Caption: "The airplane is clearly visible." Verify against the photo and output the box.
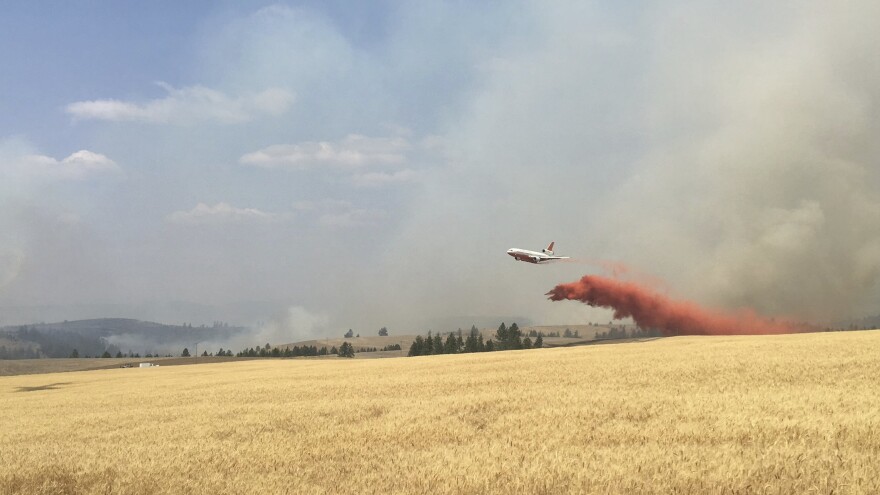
[507,242,570,264]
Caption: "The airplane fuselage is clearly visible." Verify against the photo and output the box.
[507,247,569,264]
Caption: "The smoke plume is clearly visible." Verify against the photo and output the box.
[547,275,803,335]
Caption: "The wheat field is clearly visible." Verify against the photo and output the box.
[2,331,879,494]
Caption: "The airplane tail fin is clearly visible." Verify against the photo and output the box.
[542,242,555,255]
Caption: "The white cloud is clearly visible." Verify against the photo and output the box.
[240,134,409,169]
[166,200,384,228]
[351,169,418,188]
[166,202,280,225]
[66,82,295,125]
[4,149,119,181]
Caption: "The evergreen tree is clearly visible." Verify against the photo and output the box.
[218,348,225,357]
[344,329,354,338]
[338,342,355,358]
[495,322,508,348]
[509,323,523,349]
[522,337,533,349]
[202,350,209,357]
[534,334,543,348]
[115,351,123,358]
[424,332,433,355]
[330,346,338,355]
[409,336,426,356]
[465,326,480,353]
[378,327,388,336]
[101,351,112,358]
[485,339,494,352]
[70,349,79,358]
[182,347,190,357]
[432,333,444,355]
[444,333,458,354]
[456,329,464,351]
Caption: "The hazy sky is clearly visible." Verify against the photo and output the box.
[2,1,879,339]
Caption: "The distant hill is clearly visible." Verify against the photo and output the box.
[0,318,248,359]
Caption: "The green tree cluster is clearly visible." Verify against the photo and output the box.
[236,345,330,357]
[338,342,355,358]
[408,326,495,356]
[407,323,548,357]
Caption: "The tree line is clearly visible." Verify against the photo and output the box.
[408,323,544,357]
[231,342,361,358]
[527,328,581,338]
[595,326,663,339]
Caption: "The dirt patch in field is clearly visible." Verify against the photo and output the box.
[0,356,260,377]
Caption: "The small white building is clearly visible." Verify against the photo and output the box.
[139,362,154,368]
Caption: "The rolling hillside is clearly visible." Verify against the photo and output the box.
[0,318,248,358]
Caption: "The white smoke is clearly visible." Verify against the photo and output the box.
[200,306,330,353]
[0,248,23,290]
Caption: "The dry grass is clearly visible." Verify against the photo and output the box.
[1,331,879,494]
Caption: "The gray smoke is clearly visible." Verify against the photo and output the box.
[599,1,880,321]
[384,1,880,326]
[201,305,330,353]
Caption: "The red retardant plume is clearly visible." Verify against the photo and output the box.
[546,275,801,335]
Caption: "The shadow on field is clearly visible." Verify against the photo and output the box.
[544,337,665,348]
[14,382,73,392]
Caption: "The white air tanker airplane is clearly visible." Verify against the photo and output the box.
[507,242,570,264]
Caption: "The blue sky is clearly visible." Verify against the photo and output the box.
[2,1,879,340]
